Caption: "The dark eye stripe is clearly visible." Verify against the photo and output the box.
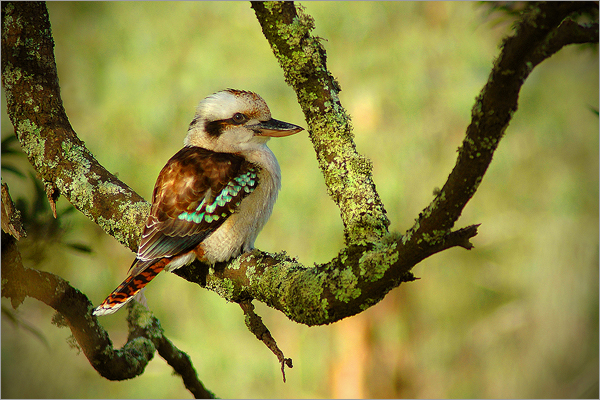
[205,119,226,137]
[204,114,249,137]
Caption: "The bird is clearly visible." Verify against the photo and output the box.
[93,89,303,316]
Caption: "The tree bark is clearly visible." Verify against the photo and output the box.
[2,0,598,393]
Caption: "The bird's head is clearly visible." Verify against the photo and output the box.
[184,89,303,154]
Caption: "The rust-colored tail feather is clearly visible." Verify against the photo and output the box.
[93,258,169,316]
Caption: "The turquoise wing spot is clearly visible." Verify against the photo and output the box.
[205,201,217,214]
[193,212,204,223]
[178,212,191,222]
[195,199,206,212]
[205,214,219,223]
[178,211,205,223]
[177,168,258,225]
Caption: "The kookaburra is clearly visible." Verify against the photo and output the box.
[93,89,303,316]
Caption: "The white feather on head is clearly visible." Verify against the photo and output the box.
[184,89,274,154]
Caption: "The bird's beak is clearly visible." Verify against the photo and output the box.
[250,118,304,137]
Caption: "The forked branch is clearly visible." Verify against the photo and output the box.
[1,0,597,392]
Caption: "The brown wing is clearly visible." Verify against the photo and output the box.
[136,146,258,262]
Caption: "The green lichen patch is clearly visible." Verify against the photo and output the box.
[97,181,127,197]
[272,4,314,48]
[16,120,47,168]
[122,336,155,362]
[56,166,98,212]
[330,266,361,303]
[61,140,92,171]
[420,229,450,246]
[2,64,23,91]
[128,301,157,331]
[358,233,400,282]
[96,213,137,250]
[121,200,150,229]
[206,276,236,302]
[274,264,329,325]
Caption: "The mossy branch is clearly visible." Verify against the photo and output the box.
[0,238,213,397]
[1,181,213,398]
[250,1,391,247]
[182,0,596,326]
[1,0,597,391]
[1,2,211,396]
[1,1,148,252]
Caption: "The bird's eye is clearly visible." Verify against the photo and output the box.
[232,113,246,124]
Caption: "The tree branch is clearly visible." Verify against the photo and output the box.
[178,1,600,326]
[1,247,213,396]
[404,1,598,247]
[2,180,213,397]
[127,301,216,398]
[2,233,145,381]
[1,4,214,395]
[250,1,390,247]
[1,1,148,253]
[239,300,293,382]
[2,0,597,391]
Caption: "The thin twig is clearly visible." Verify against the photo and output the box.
[239,300,293,382]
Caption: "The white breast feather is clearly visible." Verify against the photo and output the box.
[199,145,281,264]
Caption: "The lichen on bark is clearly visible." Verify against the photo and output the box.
[2,0,597,392]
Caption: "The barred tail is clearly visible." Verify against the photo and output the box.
[93,258,170,316]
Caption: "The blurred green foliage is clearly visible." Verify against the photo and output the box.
[2,2,598,398]
[1,132,92,266]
